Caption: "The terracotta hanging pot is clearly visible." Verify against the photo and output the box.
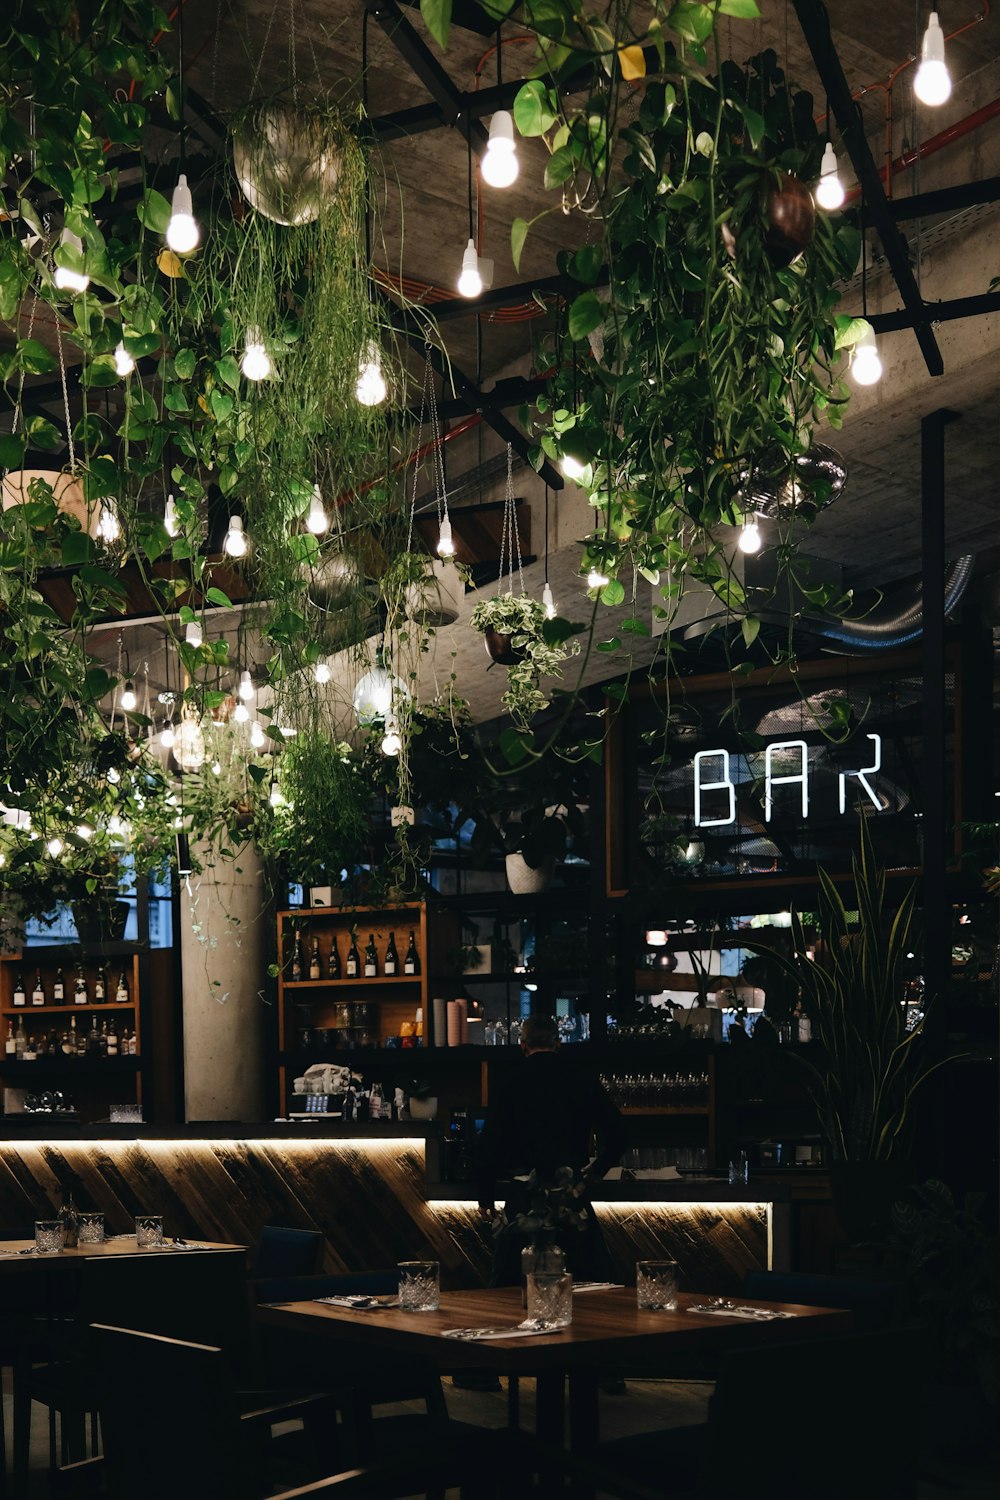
[764,173,815,267]
[484,627,525,667]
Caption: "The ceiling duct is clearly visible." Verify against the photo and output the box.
[810,554,975,654]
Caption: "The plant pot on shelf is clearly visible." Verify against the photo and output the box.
[71,898,130,946]
[484,628,525,667]
[505,852,555,895]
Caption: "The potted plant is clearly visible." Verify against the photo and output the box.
[469,594,580,730]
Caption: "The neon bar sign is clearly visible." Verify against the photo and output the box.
[693,734,884,827]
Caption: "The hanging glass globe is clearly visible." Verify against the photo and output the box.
[352,649,411,726]
[232,108,342,226]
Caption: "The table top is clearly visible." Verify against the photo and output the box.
[256,1286,853,1373]
[0,1236,246,1270]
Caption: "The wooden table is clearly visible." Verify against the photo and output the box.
[0,1235,245,1270]
[257,1286,853,1455]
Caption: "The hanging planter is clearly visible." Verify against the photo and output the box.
[232,107,342,226]
[404,558,463,628]
[1,469,100,537]
[483,625,524,667]
[505,851,555,895]
[763,173,816,268]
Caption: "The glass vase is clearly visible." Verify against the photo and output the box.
[520,1239,565,1308]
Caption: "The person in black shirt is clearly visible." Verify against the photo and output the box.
[476,1012,626,1287]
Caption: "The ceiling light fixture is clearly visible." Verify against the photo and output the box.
[174,707,206,772]
[851,324,883,386]
[114,340,135,376]
[481,111,519,188]
[436,514,455,559]
[560,452,588,482]
[163,493,180,538]
[457,237,483,298]
[97,506,120,543]
[53,227,89,293]
[240,326,272,381]
[355,341,387,406]
[160,722,176,749]
[223,514,248,558]
[381,718,402,757]
[120,679,137,712]
[814,142,845,211]
[353,646,410,726]
[314,656,332,685]
[237,670,254,701]
[587,567,610,589]
[166,173,200,254]
[542,581,556,620]
[914,11,951,106]
[250,720,267,750]
[269,779,283,808]
[46,836,64,857]
[233,700,250,724]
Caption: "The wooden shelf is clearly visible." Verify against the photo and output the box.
[621,1106,710,1116]
[284,977,422,989]
[3,1003,137,1015]
[0,1057,139,1072]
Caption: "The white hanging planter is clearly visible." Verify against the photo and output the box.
[505,852,555,895]
[1,469,100,537]
[404,558,462,627]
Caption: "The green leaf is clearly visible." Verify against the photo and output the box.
[499,726,533,766]
[670,2,717,44]
[216,355,241,391]
[741,614,761,648]
[18,338,56,375]
[544,145,576,190]
[513,79,558,137]
[568,244,603,284]
[834,315,871,350]
[597,636,622,652]
[205,586,233,608]
[600,579,626,606]
[137,188,171,234]
[174,348,196,379]
[718,0,760,16]
[0,432,26,467]
[568,290,604,341]
[60,530,95,567]
[210,389,235,423]
[420,0,452,49]
[511,217,530,273]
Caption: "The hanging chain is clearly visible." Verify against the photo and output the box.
[250,0,282,100]
[406,350,434,552]
[11,282,40,437]
[55,308,76,473]
[289,0,298,103]
[426,362,450,528]
[498,442,523,597]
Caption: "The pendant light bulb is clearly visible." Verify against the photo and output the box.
[53,228,90,293]
[381,721,402,758]
[237,669,254,702]
[97,506,120,543]
[223,515,248,558]
[814,142,845,211]
[355,342,387,406]
[250,720,267,750]
[120,680,137,713]
[240,325,272,381]
[160,723,175,749]
[851,325,883,386]
[738,518,763,554]
[163,493,180,539]
[457,238,483,299]
[76,823,93,841]
[587,567,610,589]
[481,111,519,189]
[166,174,200,254]
[306,484,328,535]
[233,700,250,724]
[914,12,951,106]
[560,453,587,482]
[175,708,206,772]
[542,581,556,620]
[114,341,135,376]
[436,514,455,558]
[269,779,283,808]
[184,619,203,649]
[46,836,64,858]
[353,648,411,726]
[314,656,332,685]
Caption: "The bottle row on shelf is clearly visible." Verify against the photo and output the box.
[600,1071,711,1109]
[287,929,421,982]
[8,964,131,1008]
[4,1016,137,1061]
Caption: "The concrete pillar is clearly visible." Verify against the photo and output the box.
[179,842,267,1122]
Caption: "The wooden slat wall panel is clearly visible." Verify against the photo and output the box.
[0,1142,768,1293]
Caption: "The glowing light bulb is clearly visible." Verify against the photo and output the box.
[120,680,137,712]
[76,824,93,841]
[165,174,200,254]
[306,484,328,534]
[185,620,203,649]
[560,453,587,482]
[53,228,89,293]
[481,111,519,189]
[587,567,610,589]
[46,836,64,857]
[240,325,271,381]
[237,670,254,702]
[314,656,332,685]
[457,238,483,298]
[97,506,120,543]
[175,710,206,772]
[163,493,180,538]
[851,326,883,386]
[250,720,266,749]
[233,701,250,724]
[814,142,845,211]
[542,581,556,620]
[223,515,248,558]
[914,12,951,106]
[381,721,402,757]
[160,723,175,749]
[114,341,135,376]
[355,342,387,406]
[269,779,283,808]
[352,650,410,726]
[437,515,455,558]
[106,767,121,785]
[738,518,762,554]
[211,760,222,777]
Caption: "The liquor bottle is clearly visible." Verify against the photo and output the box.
[23,1034,37,1062]
[290,928,304,981]
[384,932,399,978]
[346,934,360,980]
[308,936,322,981]
[52,967,65,1003]
[82,1018,95,1057]
[94,965,106,1003]
[107,1020,119,1058]
[63,1021,76,1056]
[31,970,45,1007]
[129,1027,137,1056]
[364,934,378,979]
[328,934,341,981]
[74,967,88,1004]
[98,1022,108,1058]
[5,1021,15,1056]
[403,930,420,976]
[12,970,26,1007]
[369,1081,385,1120]
[57,1187,79,1249]
[14,1019,26,1059]
[115,969,130,1004]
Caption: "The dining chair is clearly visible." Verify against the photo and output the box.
[251,1225,324,1282]
[598,1326,923,1499]
[742,1268,903,1331]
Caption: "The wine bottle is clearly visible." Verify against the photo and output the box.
[31,970,45,1007]
[99,1022,108,1058]
[290,928,304,981]
[12,970,26,1007]
[308,935,322,980]
[23,1034,37,1061]
[57,1188,79,1249]
[384,932,399,977]
[346,935,360,980]
[328,934,341,980]
[115,969,130,1004]
[364,934,378,979]
[82,1018,94,1057]
[94,965,106,1003]
[107,1019,119,1057]
[403,930,420,976]
[63,1020,76,1056]
[14,1020,26,1059]
[74,967,88,1004]
[52,967,65,1003]
[4,1022,15,1056]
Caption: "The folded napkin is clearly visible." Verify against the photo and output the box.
[442,1321,563,1341]
[688,1302,795,1321]
[313,1294,398,1309]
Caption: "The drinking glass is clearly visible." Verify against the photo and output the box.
[728,1151,749,1186]
[77,1212,105,1244]
[636,1259,680,1311]
[398,1259,440,1312]
[34,1219,64,1254]
[526,1270,573,1328]
[135,1214,164,1248]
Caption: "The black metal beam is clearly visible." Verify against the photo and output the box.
[887,176,1000,221]
[369,79,523,141]
[395,0,513,37]
[404,373,552,421]
[853,291,1000,335]
[365,0,490,154]
[793,0,944,377]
